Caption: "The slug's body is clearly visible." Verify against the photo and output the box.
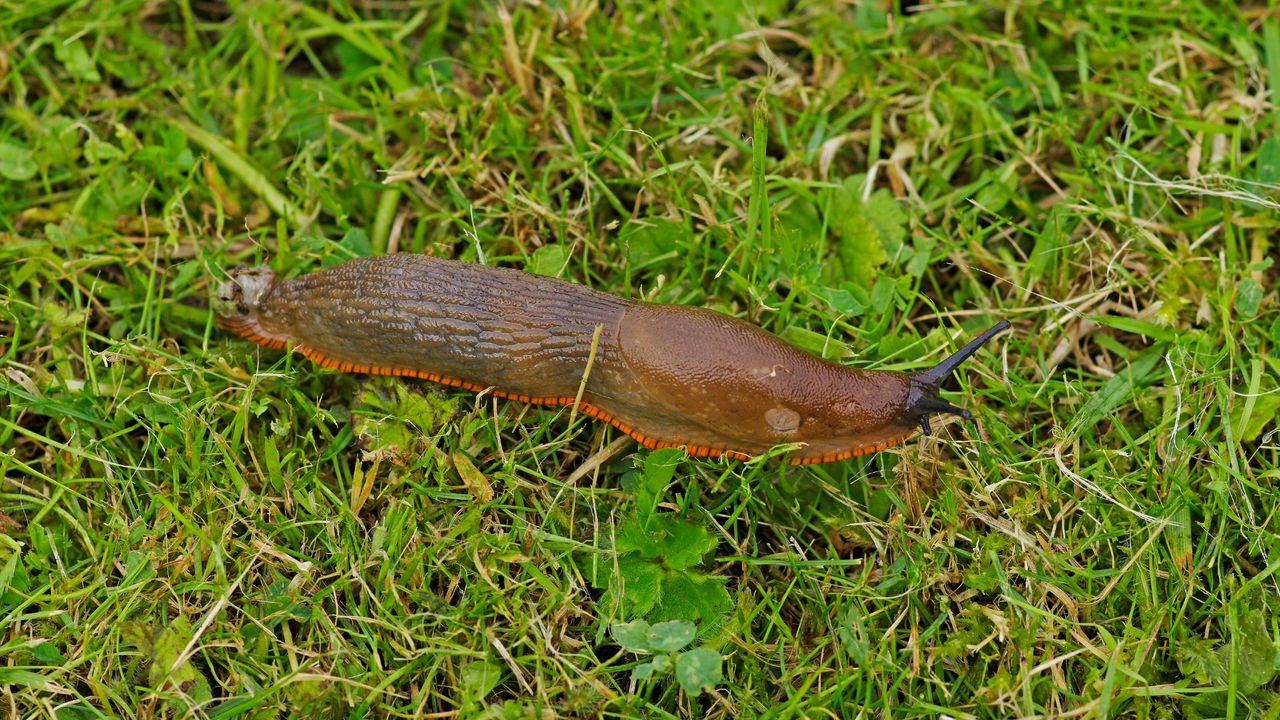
[215,254,1007,464]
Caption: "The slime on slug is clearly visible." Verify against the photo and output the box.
[214,254,1008,464]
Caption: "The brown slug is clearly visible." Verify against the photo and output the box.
[214,254,1008,464]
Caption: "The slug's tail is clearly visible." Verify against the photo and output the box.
[905,319,1010,435]
[213,265,292,349]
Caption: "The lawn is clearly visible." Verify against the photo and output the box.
[2,0,1279,718]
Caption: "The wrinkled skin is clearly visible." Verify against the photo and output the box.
[214,254,988,464]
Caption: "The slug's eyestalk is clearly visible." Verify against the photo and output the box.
[905,319,1010,435]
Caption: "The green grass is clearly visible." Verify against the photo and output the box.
[2,0,1279,717]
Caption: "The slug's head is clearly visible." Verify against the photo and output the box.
[213,265,277,329]
[903,320,1010,436]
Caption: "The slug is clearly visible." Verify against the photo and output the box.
[213,254,1008,464]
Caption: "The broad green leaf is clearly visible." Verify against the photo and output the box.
[903,236,937,277]
[622,219,688,269]
[84,137,122,164]
[674,647,723,695]
[0,669,51,690]
[1230,391,1280,442]
[2,380,106,427]
[1255,137,1280,184]
[964,559,1001,592]
[617,514,717,571]
[1221,609,1276,693]
[838,605,869,663]
[452,452,493,504]
[53,39,101,82]
[867,274,896,313]
[41,300,89,331]
[633,660,658,681]
[651,515,718,570]
[866,487,893,521]
[614,519,650,556]
[972,161,1018,213]
[646,620,696,652]
[613,554,663,616]
[636,448,682,521]
[460,661,502,713]
[136,617,213,704]
[1066,346,1164,440]
[807,285,865,318]
[611,620,653,652]
[339,227,372,257]
[824,174,907,287]
[877,329,921,363]
[262,578,296,624]
[1235,278,1263,317]
[334,39,379,78]
[632,653,670,682]
[120,622,152,650]
[149,617,193,687]
[649,570,732,624]
[35,115,80,167]
[30,641,67,665]
[121,549,156,586]
[527,243,570,277]
[353,382,458,461]
[776,197,825,284]
[642,448,682,493]
[861,191,908,257]
[0,142,37,181]
[1176,635,1222,685]
[1177,607,1277,706]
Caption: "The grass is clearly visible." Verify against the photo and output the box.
[1,0,1279,717]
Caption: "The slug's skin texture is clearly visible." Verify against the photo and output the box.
[215,254,1000,464]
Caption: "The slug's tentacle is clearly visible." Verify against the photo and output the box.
[904,319,1011,436]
